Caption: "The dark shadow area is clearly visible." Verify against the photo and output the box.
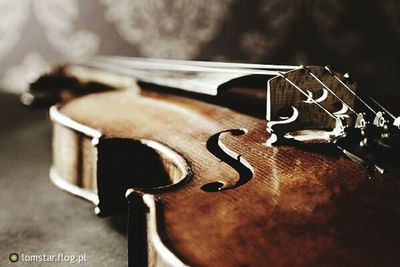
[139,78,268,119]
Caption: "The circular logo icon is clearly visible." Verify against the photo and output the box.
[9,253,19,262]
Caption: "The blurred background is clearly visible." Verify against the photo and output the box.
[0,0,398,112]
[0,1,399,265]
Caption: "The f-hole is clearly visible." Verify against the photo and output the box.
[201,129,253,192]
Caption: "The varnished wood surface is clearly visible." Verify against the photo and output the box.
[54,88,400,267]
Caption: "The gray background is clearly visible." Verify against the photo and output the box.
[0,0,398,112]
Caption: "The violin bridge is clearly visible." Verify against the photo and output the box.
[265,66,358,146]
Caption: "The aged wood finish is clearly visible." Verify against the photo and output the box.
[50,83,400,267]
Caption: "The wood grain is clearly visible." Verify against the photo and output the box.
[53,87,400,267]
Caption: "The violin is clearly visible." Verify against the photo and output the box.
[24,56,400,267]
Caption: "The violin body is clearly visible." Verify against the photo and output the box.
[49,83,400,266]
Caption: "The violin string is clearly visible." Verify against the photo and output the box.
[87,57,383,123]
[324,66,377,115]
[368,97,397,120]
[277,72,337,120]
[89,57,292,76]
[302,66,357,115]
[94,55,298,71]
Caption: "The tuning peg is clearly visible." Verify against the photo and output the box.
[355,113,367,129]
[372,111,387,128]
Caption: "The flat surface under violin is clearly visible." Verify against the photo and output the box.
[0,93,127,266]
[58,88,400,267]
